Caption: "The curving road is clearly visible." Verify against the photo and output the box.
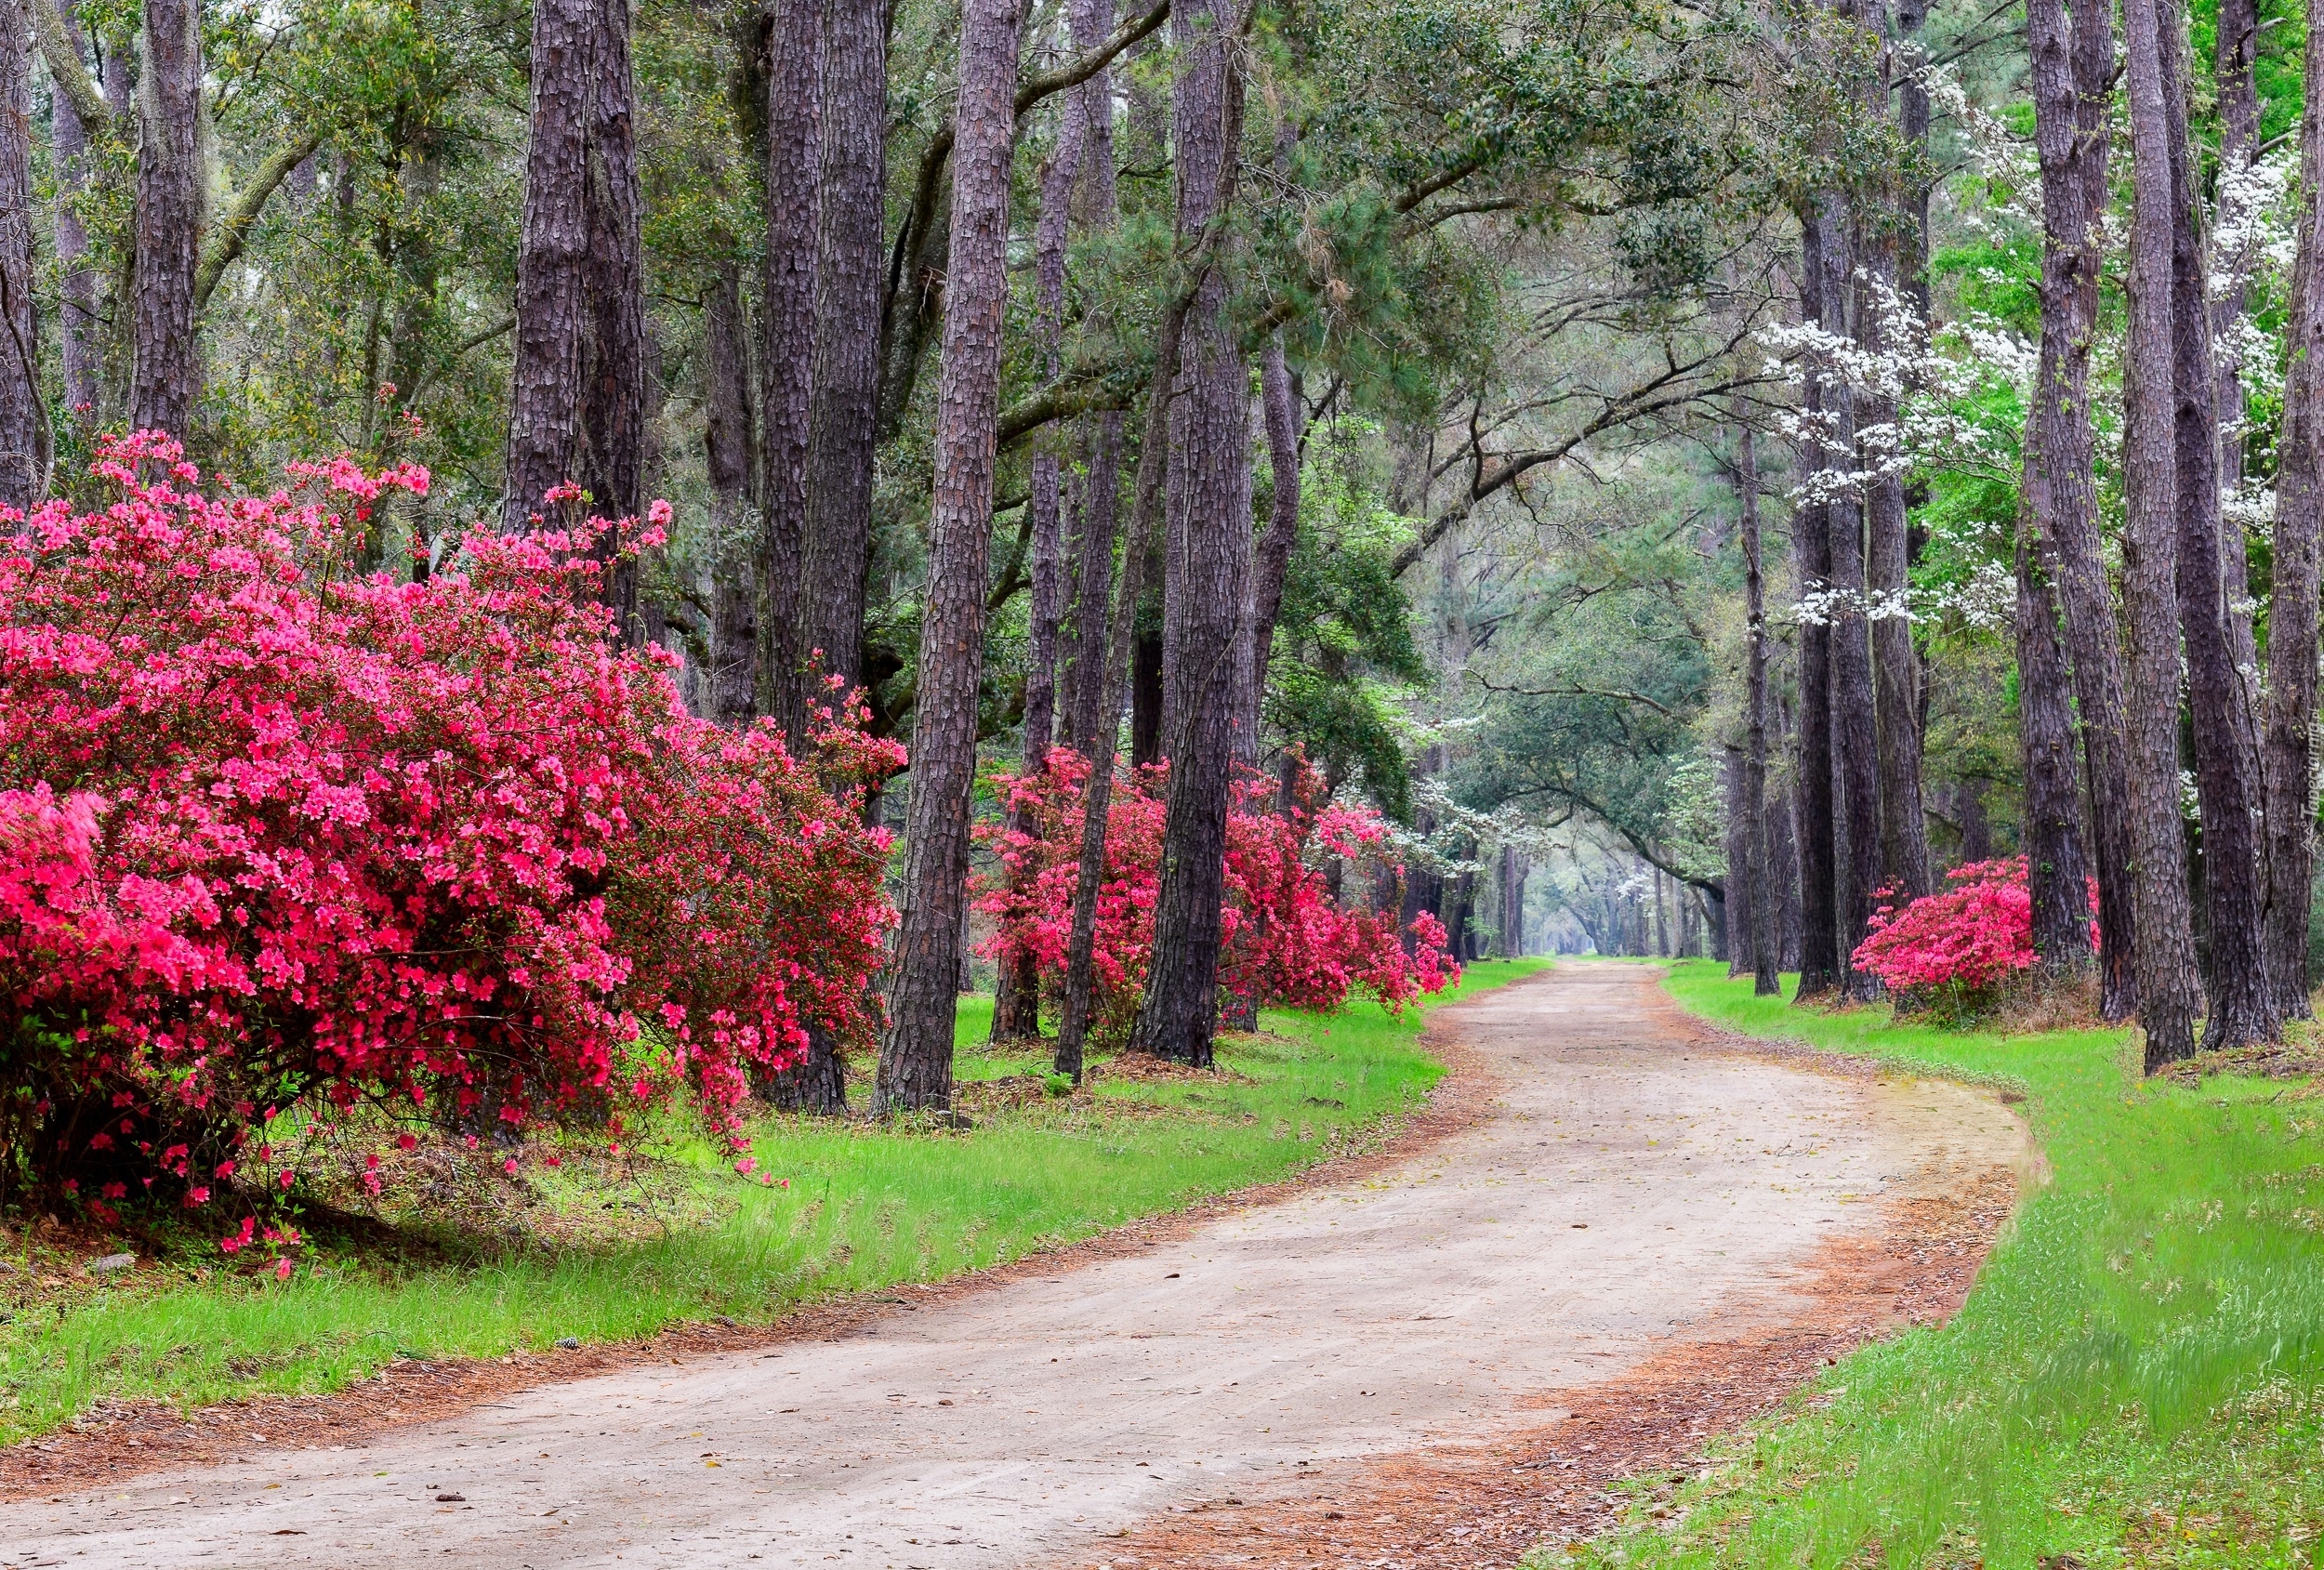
[0,963,2026,1569]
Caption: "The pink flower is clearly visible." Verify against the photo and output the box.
[274,1258,293,1281]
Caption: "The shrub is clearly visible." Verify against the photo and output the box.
[974,751,1456,1047]
[0,434,900,1220]
[1850,855,2095,1019]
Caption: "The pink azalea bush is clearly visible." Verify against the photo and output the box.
[0,433,899,1223]
[974,751,1456,1047]
[1850,855,2096,1014]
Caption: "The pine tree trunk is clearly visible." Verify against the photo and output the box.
[2159,0,2277,1049]
[1248,339,1301,742]
[130,0,202,440]
[1130,595,1163,767]
[2015,521,2093,971]
[1791,209,1842,1002]
[2026,0,2137,1019]
[1738,422,1779,996]
[873,0,1027,1115]
[1860,237,1931,904]
[50,0,99,430]
[1724,745,1754,980]
[505,0,593,527]
[992,86,1087,1047]
[801,0,888,695]
[2119,0,2206,1067]
[758,0,823,739]
[1055,298,1192,1084]
[704,266,759,724]
[0,0,42,507]
[2264,0,2324,1019]
[1132,0,1249,1065]
[1058,0,1123,757]
[580,0,646,638]
[2212,0,2264,687]
[1818,207,1881,1001]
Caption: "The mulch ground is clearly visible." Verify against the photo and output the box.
[0,975,1532,1505]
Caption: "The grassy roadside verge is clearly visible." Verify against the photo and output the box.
[0,959,1544,1445]
[1534,959,2324,1570]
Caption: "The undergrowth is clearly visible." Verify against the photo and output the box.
[0,959,1542,1443]
[1530,960,2324,1570]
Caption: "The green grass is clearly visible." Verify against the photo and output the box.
[1533,961,2324,1570]
[0,959,1545,1441]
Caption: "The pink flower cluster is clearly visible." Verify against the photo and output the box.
[975,752,1457,1045]
[1850,855,2097,997]
[0,432,900,1207]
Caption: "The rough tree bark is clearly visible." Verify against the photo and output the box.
[2025,0,2137,1018]
[2212,0,2264,689]
[1816,202,1881,1001]
[1246,339,1301,750]
[873,0,1027,1114]
[49,0,99,428]
[703,266,759,724]
[758,0,824,740]
[1058,0,1124,755]
[1724,746,1755,979]
[2015,520,2093,971]
[1792,208,1842,1002]
[2264,0,2324,1019]
[1055,299,1191,1084]
[1859,236,1931,904]
[580,0,648,638]
[130,0,203,439]
[0,0,42,507]
[1737,422,1778,996]
[800,0,889,695]
[505,0,594,526]
[991,77,1088,1046]
[2159,0,2277,1049]
[1132,0,1248,1066]
[2119,0,2206,1067]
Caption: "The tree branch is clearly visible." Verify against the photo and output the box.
[195,131,324,312]
[33,0,111,129]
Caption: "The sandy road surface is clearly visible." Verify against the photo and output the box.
[1,963,2027,1569]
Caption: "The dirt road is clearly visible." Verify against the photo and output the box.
[0,963,2027,1569]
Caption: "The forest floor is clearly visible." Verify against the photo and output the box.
[0,961,2027,1568]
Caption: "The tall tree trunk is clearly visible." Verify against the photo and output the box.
[801,0,888,695]
[50,0,99,429]
[580,0,647,638]
[1246,340,1301,745]
[1792,210,1842,1002]
[1130,579,1164,766]
[2015,521,2093,971]
[1132,0,1248,1066]
[0,0,41,506]
[130,0,202,439]
[1818,204,1881,1001]
[505,0,594,526]
[873,0,1027,1115]
[2212,0,2264,688]
[1738,422,1779,996]
[2119,0,2206,1067]
[704,266,759,724]
[1724,745,1755,980]
[2264,0,2324,1020]
[1054,298,1191,1084]
[1058,0,1123,757]
[2159,0,2277,1049]
[1859,237,1931,903]
[992,82,1087,1047]
[2026,0,2137,1019]
[758,0,824,739]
